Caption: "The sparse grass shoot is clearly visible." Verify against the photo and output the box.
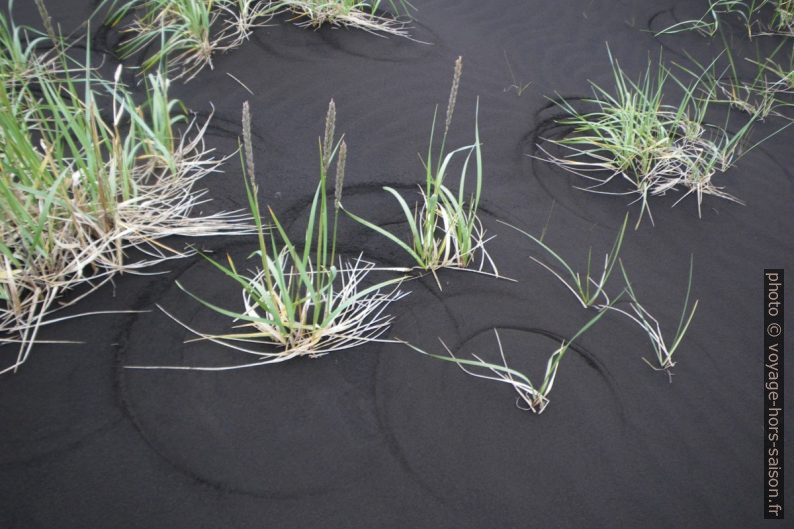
[499,214,628,309]
[609,257,699,377]
[750,43,794,99]
[402,308,609,414]
[659,0,794,37]
[680,37,793,120]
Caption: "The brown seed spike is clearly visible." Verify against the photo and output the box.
[34,0,57,44]
[241,101,256,186]
[323,99,337,171]
[445,56,463,137]
[335,140,347,210]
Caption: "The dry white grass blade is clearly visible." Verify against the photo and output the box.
[216,0,276,49]
[226,72,254,94]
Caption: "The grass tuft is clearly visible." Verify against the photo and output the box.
[1,11,251,374]
[104,0,277,80]
[133,101,407,370]
[276,1,413,37]
[342,57,498,287]
[103,1,414,80]
[536,48,776,226]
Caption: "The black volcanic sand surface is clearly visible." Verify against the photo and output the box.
[1,1,792,527]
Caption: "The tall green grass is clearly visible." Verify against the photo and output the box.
[0,10,250,374]
[343,57,497,287]
[136,101,407,369]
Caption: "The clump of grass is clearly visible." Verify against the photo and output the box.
[0,1,63,88]
[342,57,497,287]
[402,308,609,414]
[537,48,765,226]
[104,0,413,80]
[499,214,628,309]
[607,257,699,378]
[104,0,276,80]
[0,17,250,374]
[138,101,407,370]
[276,1,413,36]
[659,0,794,37]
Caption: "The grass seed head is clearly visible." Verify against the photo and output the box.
[242,100,255,183]
[335,139,347,210]
[323,98,337,171]
[34,0,57,43]
[445,56,463,136]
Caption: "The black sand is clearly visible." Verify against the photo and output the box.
[1,1,792,527]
